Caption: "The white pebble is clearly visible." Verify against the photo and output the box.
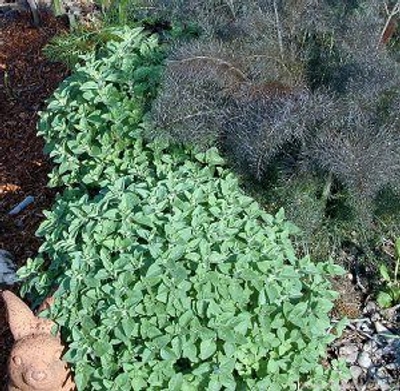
[357,351,373,369]
[349,365,363,381]
[339,344,359,364]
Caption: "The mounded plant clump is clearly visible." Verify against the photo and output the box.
[19,27,347,390]
[20,154,347,390]
[147,0,400,254]
[39,26,165,189]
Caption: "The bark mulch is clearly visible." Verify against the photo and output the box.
[0,10,69,388]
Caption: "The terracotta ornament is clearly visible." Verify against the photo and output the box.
[1,290,75,391]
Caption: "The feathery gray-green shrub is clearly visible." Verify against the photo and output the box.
[148,0,400,250]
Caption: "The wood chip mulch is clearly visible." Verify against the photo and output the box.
[0,10,69,388]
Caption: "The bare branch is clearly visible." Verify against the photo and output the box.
[168,56,250,82]
[273,0,284,57]
[377,0,400,48]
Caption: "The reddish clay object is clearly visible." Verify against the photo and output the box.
[1,291,75,391]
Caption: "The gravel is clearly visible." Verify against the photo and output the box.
[333,301,400,390]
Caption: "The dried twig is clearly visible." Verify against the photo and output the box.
[377,1,400,48]
[273,0,284,58]
[169,56,249,82]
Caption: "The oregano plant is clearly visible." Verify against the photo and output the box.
[20,147,348,390]
[38,26,165,189]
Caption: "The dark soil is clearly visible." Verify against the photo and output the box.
[0,9,69,388]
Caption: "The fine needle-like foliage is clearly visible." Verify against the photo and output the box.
[148,0,400,252]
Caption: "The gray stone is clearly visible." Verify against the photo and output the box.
[363,340,376,353]
[0,249,17,285]
[364,301,378,314]
[357,351,373,369]
[374,367,391,391]
[349,365,363,381]
[374,321,391,334]
[339,344,359,364]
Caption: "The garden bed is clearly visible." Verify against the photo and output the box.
[0,9,68,388]
[0,3,399,391]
